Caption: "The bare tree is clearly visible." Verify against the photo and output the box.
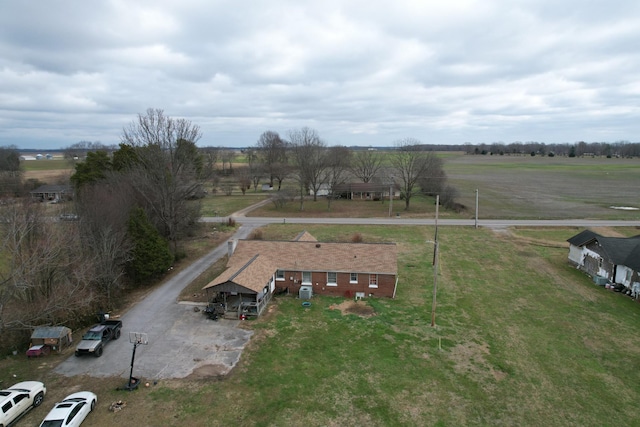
[417,155,446,196]
[76,175,134,307]
[0,200,98,339]
[236,167,252,195]
[220,148,235,175]
[390,138,439,210]
[256,131,288,189]
[325,146,352,210]
[351,149,382,183]
[245,148,263,191]
[289,127,328,208]
[120,108,204,253]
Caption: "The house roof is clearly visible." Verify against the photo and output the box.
[29,185,73,194]
[293,230,318,242]
[334,182,399,193]
[204,235,398,292]
[568,230,640,271]
[567,229,600,246]
[30,326,71,339]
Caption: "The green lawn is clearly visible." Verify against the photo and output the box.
[48,224,635,427]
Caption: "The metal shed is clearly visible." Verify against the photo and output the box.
[30,326,73,352]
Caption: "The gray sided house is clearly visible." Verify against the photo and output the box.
[30,184,74,203]
[203,231,398,318]
[567,230,640,292]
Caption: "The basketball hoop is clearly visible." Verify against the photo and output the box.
[123,332,148,391]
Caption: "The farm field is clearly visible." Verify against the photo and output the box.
[7,152,640,426]
[5,224,640,426]
[444,154,640,220]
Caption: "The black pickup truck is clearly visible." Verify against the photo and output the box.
[75,319,122,357]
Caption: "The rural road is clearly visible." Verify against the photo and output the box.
[55,203,640,381]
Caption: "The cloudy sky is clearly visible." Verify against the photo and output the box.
[1,0,639,149]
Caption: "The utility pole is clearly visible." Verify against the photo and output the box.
[431,240,439,327]
[474,189,479,229]
[431,194,439,327]
[388,181,393,217]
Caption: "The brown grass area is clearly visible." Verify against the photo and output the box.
[328,300,376,317]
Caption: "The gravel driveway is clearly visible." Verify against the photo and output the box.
[54,223,259,381]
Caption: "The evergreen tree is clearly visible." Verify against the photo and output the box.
[126,207,173,284]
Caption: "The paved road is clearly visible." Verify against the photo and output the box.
[204,216,640,229]
[55,206,640,381]
[54,222,259,381]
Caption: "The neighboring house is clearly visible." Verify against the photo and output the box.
[567,230,640,292]
[333,182,401,200]
[203,231,398,318]
[30,184,74,202]
[308,183,330,197]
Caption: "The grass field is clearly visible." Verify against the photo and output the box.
[6,224,640,427]
[445,154,640,220]
[6,153,640,426]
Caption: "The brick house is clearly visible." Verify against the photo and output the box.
[203,231,398,317]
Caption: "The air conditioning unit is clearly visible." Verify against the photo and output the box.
[299,285,313,300]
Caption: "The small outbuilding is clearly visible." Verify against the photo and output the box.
[29,326,73,353]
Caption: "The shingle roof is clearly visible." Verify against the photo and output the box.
[204,238,398,291]
[568,229,640,271]
[567,229,599,246]
[293,231,318,242]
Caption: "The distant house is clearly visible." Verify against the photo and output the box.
[203,231,398,318]
[30,184,74,202]
[567,230,640,292]
[333,182,401,200]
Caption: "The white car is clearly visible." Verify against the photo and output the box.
[0,380,46,427]
[39,392,96,427]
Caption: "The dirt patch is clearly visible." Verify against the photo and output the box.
[329,300,376,317]
[187,363,229,379]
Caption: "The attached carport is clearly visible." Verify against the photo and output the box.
[203,254,275,318]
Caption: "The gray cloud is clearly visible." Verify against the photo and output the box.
[1,0,639,149]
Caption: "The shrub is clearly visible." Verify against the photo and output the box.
[351,233,363,243]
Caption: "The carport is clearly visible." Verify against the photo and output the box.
[204,281,272,318]
[203,254,275,318]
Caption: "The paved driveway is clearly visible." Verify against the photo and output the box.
[54,223,258,380]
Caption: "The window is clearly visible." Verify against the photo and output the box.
[2,401,12,413]
[369,274,378,288]
[302,271,311,284]
[327,272,337,286]
[350,273,358,283]
[13,394,28,404]
[276,270,285,281]
[67,402,85,423]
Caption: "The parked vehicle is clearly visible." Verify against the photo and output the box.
[0,381,46,427]
[59,213,79,221]
[75,319,122,357]
[38,391,96,427]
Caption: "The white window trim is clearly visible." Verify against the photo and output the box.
[350,273,358,284]
[302,271,312,284]
[327,272,337,286]
[368,274,378,288]
[275,270,285,281]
